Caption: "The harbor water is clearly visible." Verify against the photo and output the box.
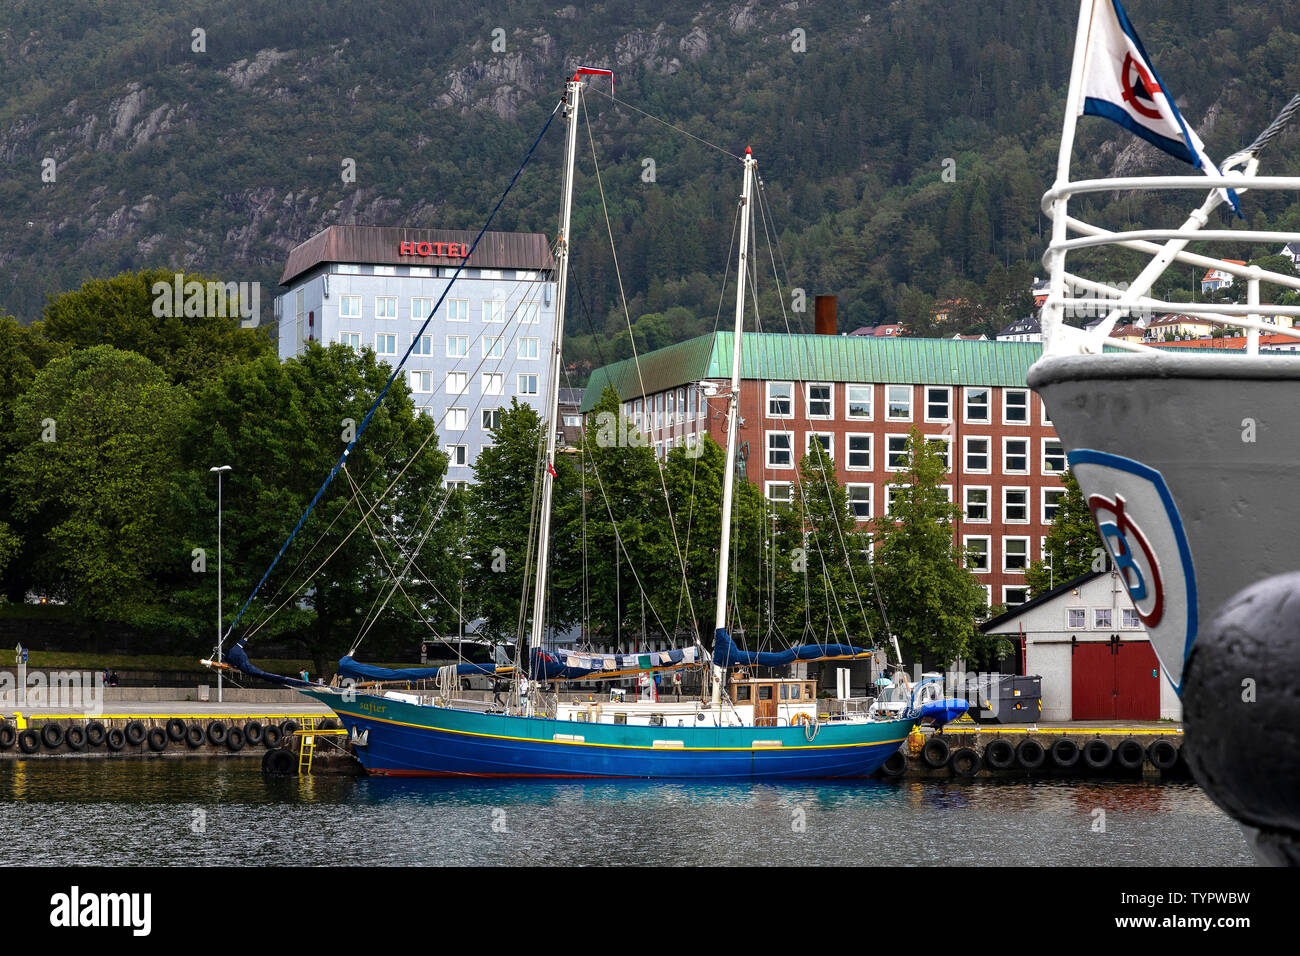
[0,759,1253,866]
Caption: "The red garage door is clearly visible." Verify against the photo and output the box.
[1072,640,1160,720]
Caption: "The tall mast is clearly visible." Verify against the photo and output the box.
[526,76,583,683]
[711,147,756,709]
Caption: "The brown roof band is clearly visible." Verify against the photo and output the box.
[280,225,555,286]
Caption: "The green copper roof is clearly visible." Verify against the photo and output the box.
[582,333,1054,412]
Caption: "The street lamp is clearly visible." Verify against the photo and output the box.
[210,465,232,704]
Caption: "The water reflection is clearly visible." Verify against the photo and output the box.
[0,759,1252,866]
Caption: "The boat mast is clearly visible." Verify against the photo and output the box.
[711,147,756,710]
[523,75,583,706]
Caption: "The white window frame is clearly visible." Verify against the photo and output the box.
[845,433,873,471]
[482,407,501,432]
[446,407,468,432]
[1003,585,1029,607]
[964,535,991,573]
[846,483,873,521]
[765,480,794,504]
[964,435,991,474]
[767,382,793,418]
[1042,487,1065,524]
[1040,396,1052,426]
[411,297,434,321]
[1067,607,1087,630]
[374,332,398,357]
[1121,608,1141,629]
[923,385,952,423]
[806,431,834,462]
[481,372,503,396]
[1094,607,1113,630]
[885,384,912,422]
[846,384,873,421]
[447,299,469,322]
[517,337,539,359]
[1003,388,1029,425]
[885,434,910,471]
[925,434,952,472]
[446,335,468,358]
[373,265,396,276]
[412,334,434,356]
[447,444,468,467]
[482,335,504,358]
[338,331,361,351]
[446,371,468,395]
[1002,436,1030,474]
[339,295,362,320]
[963,386,991,424]
[518,373,539,396]
[964,485,991,523]
[806,382,833,419]
[519,301,540,325]
[1002,536,1031,573]
[483,300,505,324]
[884,484,906,517]
[1042,438,1066,475]
[410,370,434,393]
[375,296,398,320]
[1003,486,1030,524]
[766,430,794,469]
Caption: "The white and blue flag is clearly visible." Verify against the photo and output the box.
[1079,0,1239,214]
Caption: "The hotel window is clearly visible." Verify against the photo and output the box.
[1095,608,1113,629]
[964,486,991,522]
[518,337,539,360]
[482,408,501,431]
[807,383,832,418]
[482,336,504,358]
[1122,608,1141,628]
[1043,439,1066,474]
[964,536,990,573]
[446,371,468,394]
[375,333,397,357]
[806,432,833,464]
[447,444,468,467]
[964,437,990,473]
[412,297,434,321]
[484,300,505,323]
[926,435,951,471]
[766,482,793,504]
[408,267,434,278]
[1068,608,1087,629]
[886,434,909,470]
[375,296,398,320]
[373,265,396,276]
[633,399,643,428]
[886,385,912,421]
[518,373,539,395]
[1003,537,1030,572]
[1043,488,1065,523]
[846,384,873,420]
[336,264,361,275]
[446,407,468,431]
[339,331,361,351]
[446,335,468,358]
[846,434,872,470]
[479,269,503,280]
[885,485,906,516]
[767,432,794,468]
[677,388,686,423]
[656,394,664,427]
[412,335,434,356]
[1003,586,1029,607]
[411,371,433,393]
[667,391,675,425]
[1003,438,1029,473]
[447,299,468,322]
[1004,388,1029,424]
[964,387,990,423]
[1004,487,1030,523]
[520,302,540,324]
[340,295,362,319]
[482,373,503,396]
[846,485,872,520]
[924,386,951,422]
[687,388,696,420]
[767,382,793,417]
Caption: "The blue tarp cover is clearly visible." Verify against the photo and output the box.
[711,628,872,668]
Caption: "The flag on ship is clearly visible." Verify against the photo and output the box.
[1078,0,1239,214]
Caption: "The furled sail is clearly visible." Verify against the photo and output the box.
[711,628,873,668]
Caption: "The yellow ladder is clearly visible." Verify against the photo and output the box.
[297,717,318,775]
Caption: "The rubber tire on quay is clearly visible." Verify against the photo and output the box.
[244,721,264,745]
[1015,738,1046,770]
[226,727,245,752]
[280,720,299,737]
[879,750,908,778]
[318,718,340,730]
[921,737,951,769]
[1050,738,1080,768]
[1147,739,1179,771]
[146,728,168,752]
[105,729,126,752]
[124,721,147,747]
[1115,738,1145,770]
[0,725,15,750]
[165,718,186,742]
[184,725,205,748]
[40,723,66,749]
[262,725,283,748]
[950,747,980,777]
[207,721,228,746]
[262,747,295,776]
[984,738,1015,770]
[18,729,40,754]
[85,722,107,747]
[1083,739,1113,770]
[65,726,87,752]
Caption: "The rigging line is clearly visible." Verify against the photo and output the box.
[241,254,556,643]
[580,94,701,645]
[586,87,744,161]
[224,96,564,647]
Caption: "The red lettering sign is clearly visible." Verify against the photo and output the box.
[399,241,415,255]
[397,240,469,259]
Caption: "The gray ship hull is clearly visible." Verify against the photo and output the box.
[1028,353,1300,690]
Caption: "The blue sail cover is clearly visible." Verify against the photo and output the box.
[335,646,698,684]
[711,628,872,668]
[226,643,316,688]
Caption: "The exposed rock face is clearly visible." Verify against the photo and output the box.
[225,49,294,90]
[680,26,710,60]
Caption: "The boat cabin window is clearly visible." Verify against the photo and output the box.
[758,686,773,701]
[613,713,627,725]
[735,686,751,702]
[779,685,789,700]
[789,684,800,700]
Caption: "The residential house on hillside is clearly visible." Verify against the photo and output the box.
[1201,259,1246,293]
[995,316,1042,343]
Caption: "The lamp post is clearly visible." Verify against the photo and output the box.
[210,465,232,704]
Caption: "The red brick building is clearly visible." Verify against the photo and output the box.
[582,332,1068,610]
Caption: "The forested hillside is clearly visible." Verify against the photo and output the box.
[3,0,1298,377]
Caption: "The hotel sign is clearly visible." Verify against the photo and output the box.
[399,240,469,258]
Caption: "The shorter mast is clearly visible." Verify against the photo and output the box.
[711,147,756,710]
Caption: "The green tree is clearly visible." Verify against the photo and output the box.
[1025,469,1102,596]
[871,428,986,664]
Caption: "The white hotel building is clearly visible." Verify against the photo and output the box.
[276,225,557,486]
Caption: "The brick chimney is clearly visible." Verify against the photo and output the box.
[814,295,837,335]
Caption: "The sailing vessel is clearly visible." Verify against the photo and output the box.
[213,71,940,778]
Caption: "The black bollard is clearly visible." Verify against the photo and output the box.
[1183,572,1300,865]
